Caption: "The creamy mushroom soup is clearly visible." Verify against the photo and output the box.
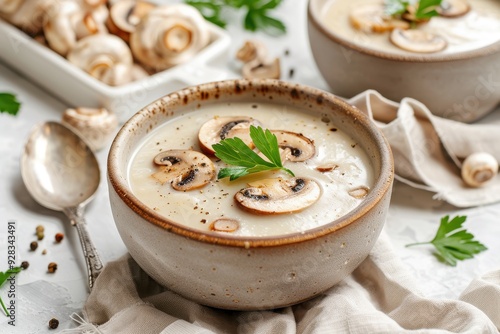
[321,0,500,55]
[129,102,375,237]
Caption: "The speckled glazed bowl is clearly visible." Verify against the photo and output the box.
[308,0,500,123]
[107,79,394,310]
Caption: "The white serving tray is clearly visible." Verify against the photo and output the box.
[0,18,231,122]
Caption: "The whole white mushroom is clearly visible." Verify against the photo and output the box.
[67,34,134,86]
[461,152,499,187]
[130,3,210,72]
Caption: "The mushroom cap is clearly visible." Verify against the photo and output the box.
[8,0,56,35]
[461,152,498,187]
[272,130,315,162]
[44,0,107,56]
[61,107,118,151]
[235,177,321,215]
[349,4,410,33]
[75,0,106,11]
[43,0,80,55]
[67,34,133,86]
[0,0,24,16]
[198,116,262,155]
[438,0,470,17]
[151,149,215,191]
[390,28,448,53]
[107,0,155,43]
[130,3,210,72]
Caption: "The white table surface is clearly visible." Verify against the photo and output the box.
[1,0,500,332]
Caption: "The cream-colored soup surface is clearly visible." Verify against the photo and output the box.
[321,0,500,55]
[129,102,375,237]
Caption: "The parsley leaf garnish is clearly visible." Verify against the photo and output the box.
[0,267,22,317]
[415,0,442,19]
[406,215,487,266]
[0,93,21,116]
[384,0,442,21]
[213,125,294,181]
[185,0,286,35]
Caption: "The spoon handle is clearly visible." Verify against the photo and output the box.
[64,207,104,290]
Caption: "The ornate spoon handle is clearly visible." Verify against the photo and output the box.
[64,206,104,290]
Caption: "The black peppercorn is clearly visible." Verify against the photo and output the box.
[48,318,59,329]
[21,261,29,270]
[30,241,38,251]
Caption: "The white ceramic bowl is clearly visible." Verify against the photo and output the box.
[308,0,500,122]
[107,79,394,310]
[0,18,230,122]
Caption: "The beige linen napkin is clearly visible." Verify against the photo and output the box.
[64,232,499,334]
[347,90,500,207]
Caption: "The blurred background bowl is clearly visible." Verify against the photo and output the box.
[307,0,500,122]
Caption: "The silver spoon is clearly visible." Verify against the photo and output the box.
[21,121,103,290]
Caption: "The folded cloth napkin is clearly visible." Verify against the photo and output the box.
[347,90,500,207]
[63,231,499,334]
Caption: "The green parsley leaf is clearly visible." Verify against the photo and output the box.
[406,215,487,266]
[213,125,294,181]
[185,0,286,35]
[0,93,21,116]
[384,0,442,21]
[0,267,22,316]
[185,0,227,27]
[415,0,442,19]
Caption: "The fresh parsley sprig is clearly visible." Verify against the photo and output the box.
[213,125,294,181]
[185,0,286,35]
[406,215,487,266]
[384,0,442,21]
[0,93,21,116]
[0,267,21,316]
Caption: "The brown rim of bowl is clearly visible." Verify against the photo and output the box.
[108,79,394,248]
[308,0,500,63]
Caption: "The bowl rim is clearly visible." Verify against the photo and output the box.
[308,0,500,63]
[107,79,394,248]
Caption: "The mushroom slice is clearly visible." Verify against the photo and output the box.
[67,34,133,86]
[210,218,239,233]
[242,58,281,80]
[390,28,447,53]
[236,40,268,63]
[235,177,321,215]
[438,0,470,17]
[350,4,410,33]
[130,4,210,72]
[348,186,369,199]
[272,130,315,162]
[152,150,215,191]
[107,0,155,42]
[198,116,262,155]
[316,163,339,173]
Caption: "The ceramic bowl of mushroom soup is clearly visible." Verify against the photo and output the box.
[308,0,500,122]
[107,79,394,310]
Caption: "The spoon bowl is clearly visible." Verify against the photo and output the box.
[21,121,103,289]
